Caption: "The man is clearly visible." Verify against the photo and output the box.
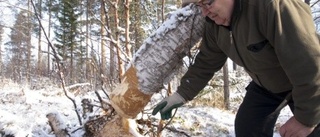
[152,0,320,136]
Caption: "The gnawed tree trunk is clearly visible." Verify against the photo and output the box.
[111,4,204,119]
[90,4,205,136]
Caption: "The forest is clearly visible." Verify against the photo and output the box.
[0,0,320,137]
[0,0,188,87]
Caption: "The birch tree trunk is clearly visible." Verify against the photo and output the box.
[85,0,90,80]
[110,3,204,121]
[88,4,205,136]
[100,0,107,76]
[47,0,52,77]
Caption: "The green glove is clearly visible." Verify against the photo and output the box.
[152,92,186,120]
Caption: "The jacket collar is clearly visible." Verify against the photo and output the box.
[230,0,242,30]
[233,0,242,16]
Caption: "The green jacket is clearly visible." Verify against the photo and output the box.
[177,0,320,126]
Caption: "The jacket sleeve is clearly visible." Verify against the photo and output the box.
[177,21,228,101]
[262,0,320,127]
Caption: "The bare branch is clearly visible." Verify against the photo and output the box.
[311,0,320,8]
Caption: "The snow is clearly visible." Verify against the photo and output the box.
[149,70,293,137]
[157,106,292,137]
[0,71,293,137]
[0,79,86,137]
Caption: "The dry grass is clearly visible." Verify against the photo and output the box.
[189,88,226,109]
[186,79,246,112]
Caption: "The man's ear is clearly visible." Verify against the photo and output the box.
[182,0,199,7]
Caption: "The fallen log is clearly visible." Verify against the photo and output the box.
[47,112,68,137]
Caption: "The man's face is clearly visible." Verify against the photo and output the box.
[197,0,234,26]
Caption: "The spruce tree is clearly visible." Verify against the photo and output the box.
[53,0,84,83]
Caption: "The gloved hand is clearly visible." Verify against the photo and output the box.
[152,92,186,120]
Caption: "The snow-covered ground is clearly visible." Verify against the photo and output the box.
[157,105,292,137]
[0,75,292,137]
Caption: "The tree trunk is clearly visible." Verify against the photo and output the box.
[111,4,204,118]
[98,4,204,136]
[27,0,32,83]
[161,0,165,23]
[100,0,107,76]
[0,25,3,77]
[86,0,90,81]
[47,0,52,78]
[86,4,204,136]
[223,62,230,110]
[132,0,144,51]
[111,0,124,82]
[233,62,237,71]
[37,0,42,76]
[125,0,132,59]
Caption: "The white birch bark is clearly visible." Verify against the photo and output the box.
[133,4,204,95]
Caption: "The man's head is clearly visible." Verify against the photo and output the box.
[183,0,235,26]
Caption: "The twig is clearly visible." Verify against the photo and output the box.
[161,126,191,137]
[143,109,180,136]
[100,86,110,99]
[94,91,110,111]
[151,120,191,137]
[71,127,83,134]
[311,0,320,8]
[159,108,178,133]
[156,120,164,137]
